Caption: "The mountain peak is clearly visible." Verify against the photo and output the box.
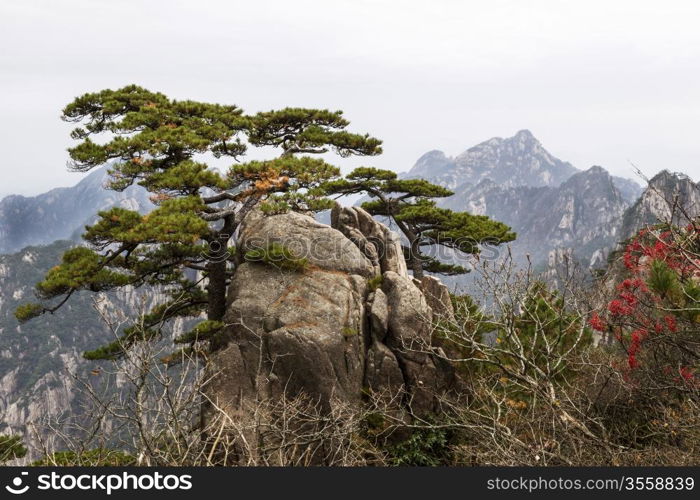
[407,150,456,179]
[562,165,619,199]
[586,165,607,174]
[621,170,700,239]
[407,130,578,190]
[513,129,536,142]
[417,149,448,160]
[649,169,693,185]
[455,130,577,189]
[479,129,539,149]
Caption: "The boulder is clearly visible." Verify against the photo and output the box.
[364,341,404,396]
[418,275,455,321]
[368,288,389,341]
[331,204,408,277]
[214,261,369,410]
[239,208,375,278]
[382,271,456,414]
[207,206,458,445]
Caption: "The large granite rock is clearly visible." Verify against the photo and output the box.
[206,204,457,435]
[381,271,456,413]
[210,262,368,411]
[368,288,389,342]
[238,208,375,278]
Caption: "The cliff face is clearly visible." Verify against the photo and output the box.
[0,242,88,442]
[0,241,181,459]
[441,166,628,268]
[620,170,700,239]
[206,205,458,434]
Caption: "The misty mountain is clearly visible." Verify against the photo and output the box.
[0,167,152,254]
[440,166,627,268]
[407,129,577,189]
[408,129,642,202]
[404,131,643,268]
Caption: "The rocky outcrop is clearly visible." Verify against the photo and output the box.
[213,259,369,410]
[238,208,375,278]
[368,289,389,341]
[331,204,408,278]
[620,170,700,239]
[380,271,455,412]
[417,276,455,321]
[208,204,457,428]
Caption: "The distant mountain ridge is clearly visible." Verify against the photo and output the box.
[403,130,644,269]
[0,167,152,254]
[407,129,642,202]
[441,165,628,268]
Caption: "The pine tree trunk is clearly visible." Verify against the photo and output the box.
[206,217,235,322]
[409,237,424,280]
[207,259,228,321]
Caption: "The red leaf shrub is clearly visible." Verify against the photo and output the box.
[593,224,700,392]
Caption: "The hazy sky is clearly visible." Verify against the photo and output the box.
[2,0,700,198]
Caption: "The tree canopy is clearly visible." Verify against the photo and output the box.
[15,85,382,360]
[323,167,516,278]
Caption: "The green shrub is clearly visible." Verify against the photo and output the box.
[14,303,44,323]
[174,320,224,344]
[388,427,450,466]
[244,243,308,272]
[32,449,136,466]
[342,326,359,338]
[367,274,383,291]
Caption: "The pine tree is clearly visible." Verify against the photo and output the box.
[15,85,381,360]
[497,282,592,382]
[323,167,515,278]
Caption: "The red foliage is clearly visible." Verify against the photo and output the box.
[608,299,633,316]
[679,366,694,381]
[627,329,647,369]
[597,225,699,385]
[664,315,677,333]
[588,312,606,332]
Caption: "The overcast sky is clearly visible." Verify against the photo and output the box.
[2,0,700,198]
